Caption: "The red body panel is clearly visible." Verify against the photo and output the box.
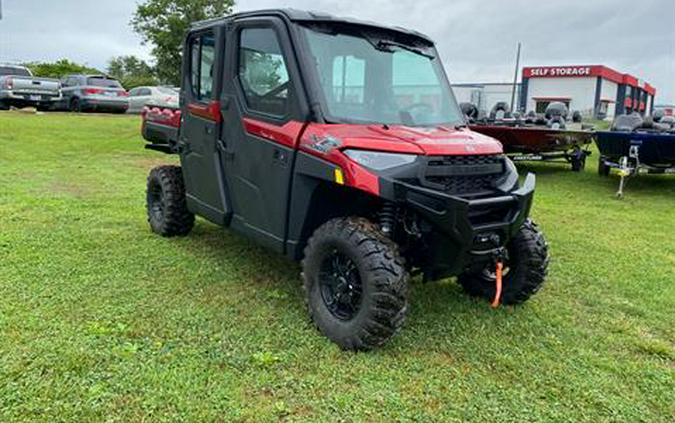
[187,101,222,123]
[236,119,506,196]
[142,106,182,128]
[242,118,307,148]
[469,125,594,154]
[298,124,503,156]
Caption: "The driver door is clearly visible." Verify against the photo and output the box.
[219,18,306,252]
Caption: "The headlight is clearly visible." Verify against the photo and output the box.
[495,157,519,191]
[343,150,417,170]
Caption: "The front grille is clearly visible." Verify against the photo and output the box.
[422,155,505,195]
[427,155,505,168]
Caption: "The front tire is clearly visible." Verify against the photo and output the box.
[146,165,194,237]
[302,217,409,350]
[457,219,549,305]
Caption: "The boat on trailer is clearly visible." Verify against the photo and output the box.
[595,113,675,197]
[464,102,594,171]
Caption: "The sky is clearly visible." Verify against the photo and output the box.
[0,0,673,103]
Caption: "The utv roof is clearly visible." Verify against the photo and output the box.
[191,8,433,44]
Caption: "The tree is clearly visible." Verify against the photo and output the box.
[131,0,234,85]
[107,56,157,89]
[24,59,101,79]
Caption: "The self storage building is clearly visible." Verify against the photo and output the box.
[519,65,656,119]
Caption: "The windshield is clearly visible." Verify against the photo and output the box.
[87,77,122,88]
[0,66,31,77]
[301,25,464,127]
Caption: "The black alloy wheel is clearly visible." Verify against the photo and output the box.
[319,250,363,321]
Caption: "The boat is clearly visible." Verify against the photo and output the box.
[595,113,675,197]
[463,102,594,171]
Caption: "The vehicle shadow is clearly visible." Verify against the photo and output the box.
[171,221,525,352]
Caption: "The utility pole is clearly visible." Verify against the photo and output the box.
[510,42,521,113]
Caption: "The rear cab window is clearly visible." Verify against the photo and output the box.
[189,33,216,101]
[0,66,31,77]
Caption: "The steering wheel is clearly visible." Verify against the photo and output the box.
[400,102,434,125]
[259,81,290,100]
[403,103,434,115]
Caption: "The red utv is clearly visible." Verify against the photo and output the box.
[141,9,549,350]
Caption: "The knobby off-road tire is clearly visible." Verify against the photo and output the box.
[457,219,549,305]
[146,165,194,237]
[302,217,409,351]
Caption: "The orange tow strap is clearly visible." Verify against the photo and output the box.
[491,261,503,308]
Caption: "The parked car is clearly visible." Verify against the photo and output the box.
[60,74,129,113]
[0,64,62,110]
[127,86,179,113]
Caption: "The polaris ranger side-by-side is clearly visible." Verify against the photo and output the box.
[141,9,549,350]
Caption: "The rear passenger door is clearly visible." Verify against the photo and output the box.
[179,29,230,224]
[219,18,308,252]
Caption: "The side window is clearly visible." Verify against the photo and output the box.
[238,27,290,117]
[129,88,140,96]
[189,33,216,101]
[140,88,152,96]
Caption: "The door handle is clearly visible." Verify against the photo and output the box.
[273,148,289,167]
[217,139,234,161]
[177,139,190,154]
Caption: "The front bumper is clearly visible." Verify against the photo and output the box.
[382,173,536,277]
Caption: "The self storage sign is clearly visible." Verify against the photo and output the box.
[527,66,592,77]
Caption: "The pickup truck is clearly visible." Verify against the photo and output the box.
[0,64,62,110]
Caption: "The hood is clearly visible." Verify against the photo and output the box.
[301,124,504,156]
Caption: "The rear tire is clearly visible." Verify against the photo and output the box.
[70,98,82,113]
[302,217,409,350]
[0,101,9,111]
[146,165,194,237]
[457,219,549,305]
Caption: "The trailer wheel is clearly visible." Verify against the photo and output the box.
[457,219,549,305]
[598,157,611,177]
[571,154,586,172]
[146,165,194,237]
[302,217,409,350]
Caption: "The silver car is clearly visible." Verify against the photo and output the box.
[127,86,179,113]
[61,74,129,113]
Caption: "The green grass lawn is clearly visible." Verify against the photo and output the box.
[1,112,673,421]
